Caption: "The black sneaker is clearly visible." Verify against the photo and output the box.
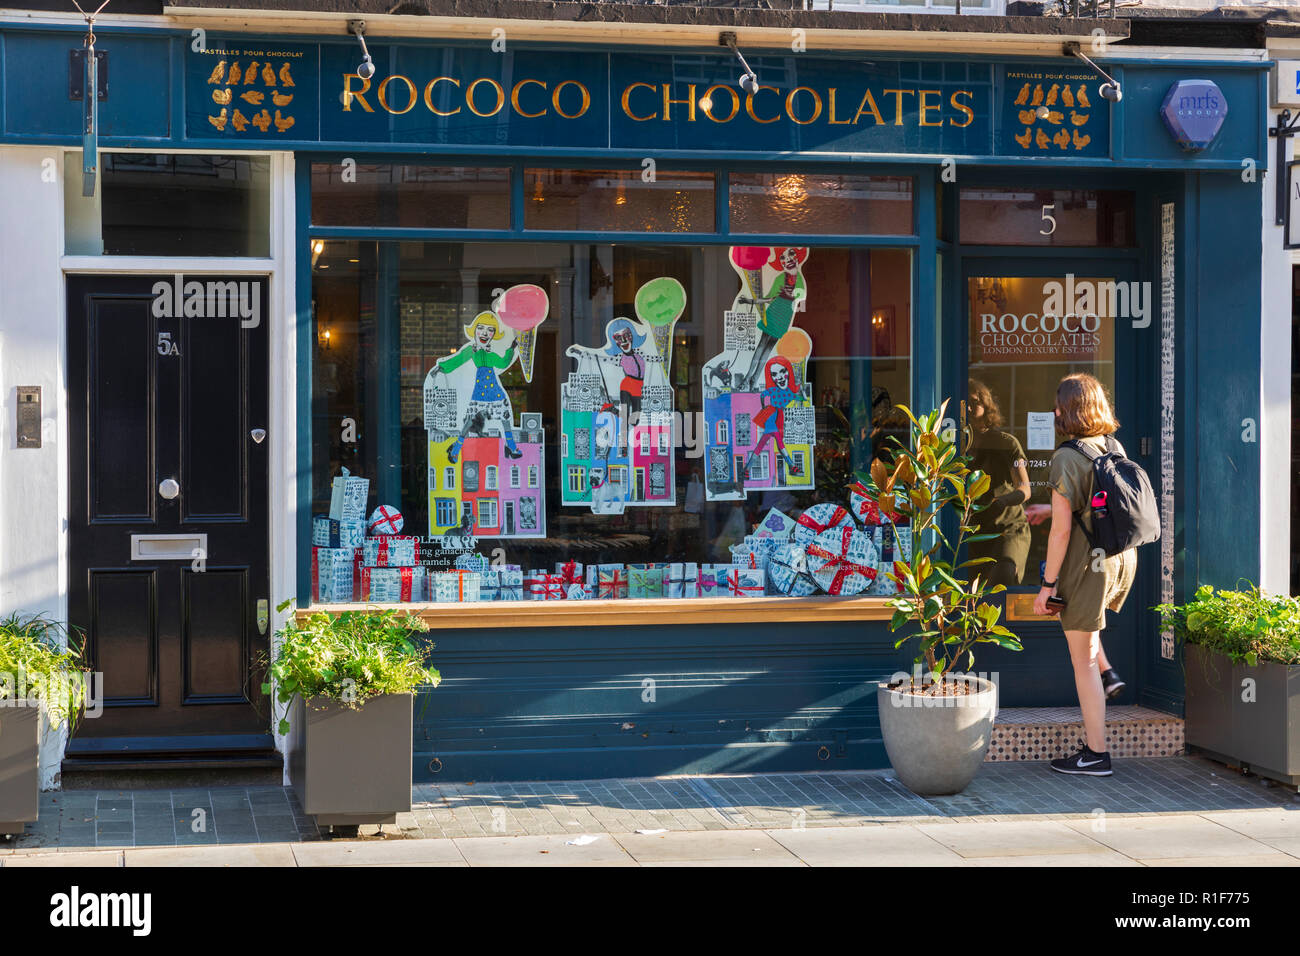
[1050,745,1112,776]
[1100,668,1126,700]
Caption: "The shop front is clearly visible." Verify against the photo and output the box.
[0,10,1268,782]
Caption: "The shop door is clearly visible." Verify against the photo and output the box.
[961,260,1153,705]
[66,275,272,762]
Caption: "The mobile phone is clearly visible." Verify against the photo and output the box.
[1045,595,1067,614]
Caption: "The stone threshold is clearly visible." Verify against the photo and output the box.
[988,706,1183,762]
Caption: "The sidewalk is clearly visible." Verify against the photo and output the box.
[2,756,1298,866]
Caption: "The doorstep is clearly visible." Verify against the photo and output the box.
[988,706,1184,762]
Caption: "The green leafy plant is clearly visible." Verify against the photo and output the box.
[0,612,90,732]
[859,401,1022,691]
[264,600,441,735]
[1155,584,1300,666]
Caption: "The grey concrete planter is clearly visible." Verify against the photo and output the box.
[1185,644,1300,786]
[288,693,413,830]
[0,704,40,838]
[877,675,998,796]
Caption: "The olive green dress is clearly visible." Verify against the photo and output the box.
[969,427,1031,588]
[1048,435,1138,632]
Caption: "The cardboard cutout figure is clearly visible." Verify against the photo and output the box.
[702,247,816,501]
[424,286,548,539]
[560,278,684,513]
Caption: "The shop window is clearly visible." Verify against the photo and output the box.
[65,152,270,256]
[958,188,1136,247]
[309,239,912,605]
[729,173,913,236]
[524,168,714,232]
[311,163,510,230]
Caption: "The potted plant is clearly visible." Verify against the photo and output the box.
[1156,585,1300,786]
[859,402,1022,795]
[0,613,89,839]
[266,602,441,835]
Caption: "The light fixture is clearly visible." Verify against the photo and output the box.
[310,239,325,269]
[1064,41,1122,103]
[349,20,375,81]
[531,179,545,203]
[614,178,628,206]
[720,32,759,96]
[774,174,807,206]
[319,327,332,349]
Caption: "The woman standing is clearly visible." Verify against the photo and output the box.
[1033,373,1137,777]
[966,380,1031,588]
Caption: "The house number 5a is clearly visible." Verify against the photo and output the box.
[1039,203,1057,236]
[157,331,181,356]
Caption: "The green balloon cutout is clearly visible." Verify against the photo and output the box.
[634,277,687,328]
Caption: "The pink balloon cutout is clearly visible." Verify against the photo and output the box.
[730,247,769,270]
[496,285,549,330]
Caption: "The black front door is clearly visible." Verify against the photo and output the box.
[67,275,272,762]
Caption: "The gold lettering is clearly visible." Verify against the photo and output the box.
[467,78,505,117]
[702,84,739,123]
[423,77,460,116]
[342,74,374,113]
[918,89,943,127]
[662,83,697,122]
[949,89,975,128]
[827,88,852,126]
[882,89,915,126]
[785,87,822,125]
[511,78,548,118]
[853,89,884,125]
[552,80,591,119]
[378,75,417,115]
[621,81,658,121]
[745,86,781,124]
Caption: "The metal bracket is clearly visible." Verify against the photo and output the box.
[1269,109,1300,227]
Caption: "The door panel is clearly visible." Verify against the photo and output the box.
[67,275,271,756]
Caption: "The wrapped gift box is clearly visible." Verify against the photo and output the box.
[730,536,778,572]
[432,569,481,603]
[596,565,628,600]
[768,544,819,597]
[665,563,700,599]
[361,566,427,603]
[526,569,566,601]
[554,561,585,591]
[753,507,797,541]
[722,566,766,598]
[867,523,913,596]
[362,535,420,568]
[807,527,879,596]
[329,468,369,523]
[312,546,358,603]
[792,503,855,549]
[455,552,491,574]
[627,565,665,599]
[697,564,728,599]
[498,566,524,601]
[312,515,340,548]
[566,583,592,600]
[849,482,907,528]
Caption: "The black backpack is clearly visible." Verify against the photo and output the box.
[1065,436,1160,557]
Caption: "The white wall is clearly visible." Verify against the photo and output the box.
[1262,114,1294,597]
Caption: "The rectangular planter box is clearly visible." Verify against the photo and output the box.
[1185,644,1300,786]
[0,704,40,837]
[288,693,413,827]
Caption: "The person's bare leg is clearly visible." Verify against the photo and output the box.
[1065,628,1107,752]
[1096,642,1111,674]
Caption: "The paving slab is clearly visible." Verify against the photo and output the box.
[767,825,965,866]
[914,819,1113,858]
[1197,809,1300,842]
[1139,853,1300,867]
[612,829,801,864]
[961,850,1140,866]
[452,833,636,866]
[1063,814,1275,860]
[291,839,465,866]
[124,844,298,867]
[4,851,124,867]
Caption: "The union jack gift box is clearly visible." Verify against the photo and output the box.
[596,565,628,600]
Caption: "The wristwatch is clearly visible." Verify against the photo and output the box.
[1040,576,1057,588]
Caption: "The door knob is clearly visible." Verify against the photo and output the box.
[158,478,180,500]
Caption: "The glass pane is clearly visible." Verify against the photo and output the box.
[730,173,913,235]
[308,240,912,604]
[311,164,510,229]
[523,169,714,232]
[967,275,1117,587]
[67,153,271,256]
[959,188,1136,247]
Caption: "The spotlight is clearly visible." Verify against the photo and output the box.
[721,32,760,96]
[1099,82,1123,103]
[349,20,375,82]
[739,73,759,96]
[1035,105,1050,120]
[1064,41,1122,105]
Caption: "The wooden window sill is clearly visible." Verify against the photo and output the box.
[297,595,898,629]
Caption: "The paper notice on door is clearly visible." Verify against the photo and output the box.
[1026,412,1057,450]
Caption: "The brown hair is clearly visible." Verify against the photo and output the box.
[967,379,1004,430]
[1055,372,1119,437]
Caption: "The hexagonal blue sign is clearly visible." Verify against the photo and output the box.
[1160,79,1228,152]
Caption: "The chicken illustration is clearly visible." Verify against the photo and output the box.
[272,91,294,107]
[243,61,258,84]
[1053,129,1071,149]
[227,61,242,85]
[1046,83,1060,107]
[207,108,228,131]
[1014,126,1032,149]
[1030,84,1044,106]
[240,90,265,105]
[1073,129,1091,150]
[262,62,277,87]
[1018,109,1036,126]
[1076,85,1091,108]
[212,87,232,105]
[251,109,272,132]
[273,109,295,132]
[1014,82,1030,106]
[231,108,249,132]
[1061,85,1075,108]
[206,60,227,85]
[1035,128,1051,149]
[1070,110,1089,126]
[1045,110,1064,125]
[279,62,295,86]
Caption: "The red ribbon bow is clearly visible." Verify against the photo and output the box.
[806,527,877,596]
[726,569,764,597]
[796,505,850,538]
[850,482,904,526]
[557,560,582,587]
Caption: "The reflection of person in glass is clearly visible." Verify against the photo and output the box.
[742,247,808,389]
[967,380,1031,588]
[435,311,522,463]
[745,356,804,478]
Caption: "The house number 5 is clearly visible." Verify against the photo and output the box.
[157,332,181,356]
[1039,203,1057,236]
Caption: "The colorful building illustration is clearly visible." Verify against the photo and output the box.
[427,411,545,538]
